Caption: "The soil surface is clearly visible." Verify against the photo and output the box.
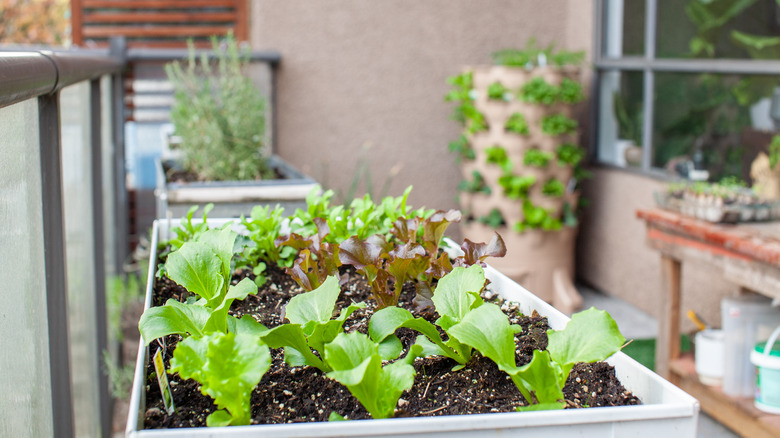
[143,264,639,429]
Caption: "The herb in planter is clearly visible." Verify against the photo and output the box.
[448,134,475,163]
[487,81,511,101]
[498,174,536,199]
[518,77,559,105]
[556,143,585,167]
[491,39,585,68]
[559,78,585,104]
[458,170,491,195]
[524,149,554,168]
[505,112,530,135]
[542,178,566,197]
[166,33,273,182]
[479,208,506,228]
[541,114,577,136]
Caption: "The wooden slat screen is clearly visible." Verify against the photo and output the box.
[71,0,248,48]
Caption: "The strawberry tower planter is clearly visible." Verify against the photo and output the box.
[448,44,587,313]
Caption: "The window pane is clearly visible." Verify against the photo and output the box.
[597,71,644,167]
[0,100,54,437]
[657,0,780,60]
[651,72,777,181]
[603,0,646,57]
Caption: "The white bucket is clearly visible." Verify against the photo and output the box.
[750,326,780,414]
[695,329,725,386]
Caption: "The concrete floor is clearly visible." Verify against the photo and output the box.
[575,285,739,438]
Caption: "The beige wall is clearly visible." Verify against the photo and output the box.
[577,167,738,331]
[250,0,594,210]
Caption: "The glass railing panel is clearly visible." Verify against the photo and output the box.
[0,99,54,437]
[60,82,101,438]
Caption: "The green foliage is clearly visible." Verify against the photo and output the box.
[478,208,505,228]
[505,113,530,135]
[523,149,554,168]
[542,178,565,197]
[448,134,476,163]
[458,170,491,195]
[541,114,577,136]
[139,228,260,342]
[487,81,511,101]
[485,145,512,172]
[241,204,300,271]
[168,204,214,252]
[559,78,585,104]
[448,305,624,408]
[770,135,780,169]
[515,200,561,232]
[491,38,585,68]
[369,265,488,367]
[556,143,585,167]
[170,332,271,426]
[613,91,642,145]
[498,174,535,199]
[260,276,365,372]
[324,332,422,419]
[166,33,272,181]
[518,77,559,105]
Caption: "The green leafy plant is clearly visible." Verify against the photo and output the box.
[491,39,585,68]
[487,81,510,101]
[556,143,585,167]
[541,114,577,136]
[485,145,512,172]
[515,200,561,232]
[448,134,475,163]
[324,331,423,419]
[498,174,536,199]
[165,33,272,181]
[170,331,271,426]
[449,305,624,409]
[479,208,505,228]
[259,276,365,372]
[368,265,489,368]
[518,77,559,105]
[138,228,260,342]
[770,135,780,169]
[505,112,530,135]
[559,78,585,104]
[458,170,491,195]
[167,203,214,252]
[542,178,566,197]
[524,149,554,168]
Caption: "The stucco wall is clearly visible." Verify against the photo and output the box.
[250,0,594,210]
[577,167,738,332]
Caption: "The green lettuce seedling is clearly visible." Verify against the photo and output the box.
[170,331,271,426]
[369,265,488,367]
[448,304,625,410]
[259,275,364,372]
[138,227,260,342]
[324,331,423,419]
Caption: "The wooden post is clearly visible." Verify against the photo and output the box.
[657,254,682,379]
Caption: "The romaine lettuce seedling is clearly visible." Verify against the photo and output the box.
[259,275,364,372]
[449,304,625,410]
[324,331,423,419]
[170,331,271,426]
[139,227,260,342]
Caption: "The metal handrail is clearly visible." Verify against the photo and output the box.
[0,48,123,109]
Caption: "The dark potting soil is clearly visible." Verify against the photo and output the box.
[143,264,640,429]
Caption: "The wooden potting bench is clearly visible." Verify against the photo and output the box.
[637,208,780,438]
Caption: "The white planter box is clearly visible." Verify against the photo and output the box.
[155,156,317,219]
[127,219,700,438]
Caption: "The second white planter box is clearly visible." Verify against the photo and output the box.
[127,219,700,438]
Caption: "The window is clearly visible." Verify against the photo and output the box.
[595,0,780,182]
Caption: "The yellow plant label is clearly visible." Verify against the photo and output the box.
[153,349,175,415]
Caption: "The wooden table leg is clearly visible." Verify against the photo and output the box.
[657,255,682,380]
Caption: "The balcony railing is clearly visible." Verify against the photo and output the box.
[0,39,280,438]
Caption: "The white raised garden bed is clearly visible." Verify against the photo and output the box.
[127,219,700,438]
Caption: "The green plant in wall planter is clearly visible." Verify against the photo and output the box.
[446,39,587,312]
